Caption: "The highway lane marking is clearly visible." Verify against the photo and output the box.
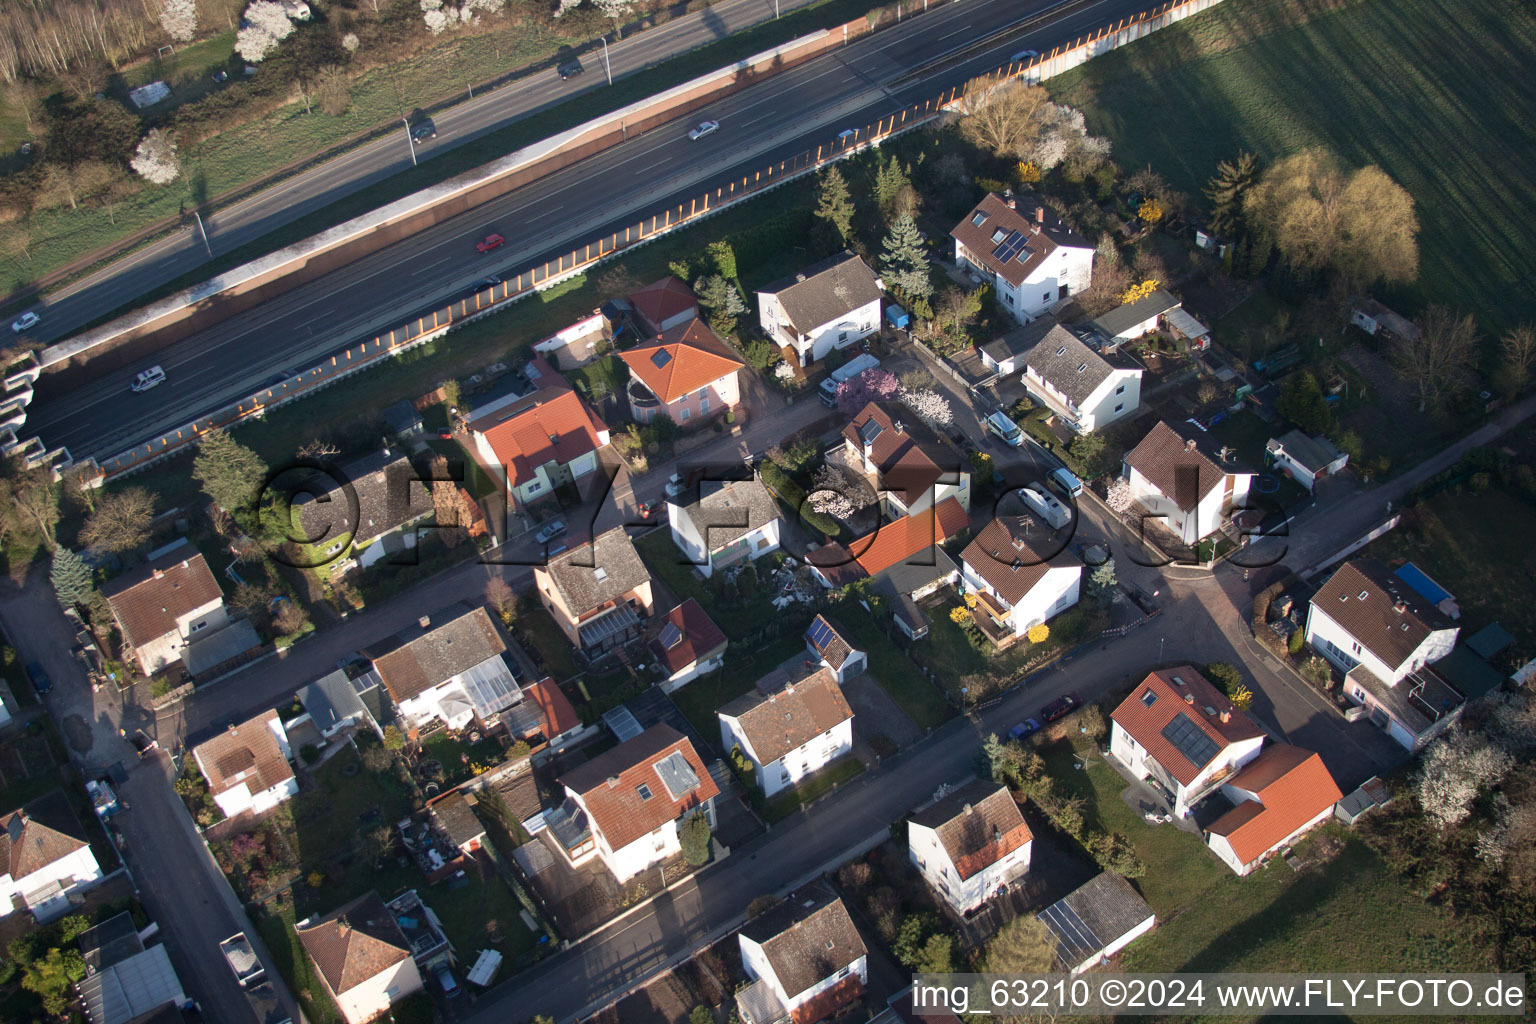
[410,256,455,276]
[938,26,970,41]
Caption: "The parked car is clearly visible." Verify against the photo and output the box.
[473,276,501,291]
[535,519,568,544]
[410,119,437,142]
[476,233,505,253]
[1048,466,1084,499]
[24,661,50,694]
[435,966,461,997]
[10,310,39,333]
[130,365,166,393]
[1040,692,1081,723]
[688,119,720,141]
[557,60,584,80]
[636,501,658,520]
[1009,718,1041,741]
[129,729,158,758]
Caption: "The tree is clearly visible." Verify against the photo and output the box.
[1068,431,1104,476]
[1390,305,1477,412]
[959,82,1052,159]
[194,430,268,523]
[872,154,910,221]
[814,166,854,242]
[159,0,198,42]
[1204,662,1243,696]
[1417,728,1514,828]
[835,368,899,416]
[1276,371,1331,434]
[81,487,156,553]
[50,547,93,609]
[382,725,405,751]
[1138,197,1166,224]
[706,239,737,282]
[1206,152,1258,236]
[899,387,952,429]
[1496,324,1536,400]
[1086,559,1116,606]
[1026,623,1049,644]
[689,1007,713,1024]
[1105,478,1133,515]
[1243,149,1418,288]
[694,275,747,334]
[316,65,350,116]
[2,458,60,548]
[236,1,297,62]
[485,576,515,622]
[678,811,711,865]
[420,0,459,34]
[933,285,982,340]
[880,212,931,304]
[985,915,1055,974]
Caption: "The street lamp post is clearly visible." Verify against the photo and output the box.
[601,36,613,85]
[402,117,418,167]
[1159,637,1165,662]
[193,211,212,258]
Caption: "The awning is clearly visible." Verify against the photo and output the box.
[579,603,641,647]
[1165,306,1210,340]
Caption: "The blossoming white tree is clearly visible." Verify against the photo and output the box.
[898,387,952,428]
[236,1,297,62]
[159,0,197,43]
[1417,729,1514,829]
[131,129,180,185]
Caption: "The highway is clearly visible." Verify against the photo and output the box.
[25,0,827,343]
[27,0,1160,463]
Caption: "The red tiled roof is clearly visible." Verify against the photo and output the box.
[791,974,865,1024]
[0,791,88,879]
[297,892,411,996]
[850,498,970,576]
[1123,420,1251,511]
[524,677,582,739]
[627,276,698,332]
[1206,744,1343,866]
[654,599,727,675]
[949,193,1086,288]
[621,319,743,403]
[843,403,960,507]
[1109,667,1265,786]
[960,517,1077,607]
[560,725,719,851]
[101,544,223,651]
[471,387,608,488]
[910,778,1032,881]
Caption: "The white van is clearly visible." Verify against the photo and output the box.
[1022,485,1071,529]
[984,411,1023,447]
[1049,466,1084,499]
[130,366,166,393]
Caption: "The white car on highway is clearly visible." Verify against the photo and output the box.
[10,310,39,333]
[688,120,720,141]
[130,366,166,393]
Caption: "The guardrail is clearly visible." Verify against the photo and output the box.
[96,0,1228,481]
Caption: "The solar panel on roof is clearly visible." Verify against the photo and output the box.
[992,230,1028,264]
[806,616,837,652]
[1160,712,1221,769]
[658,622,684,649]
[1039,898,1101,966]
[858,420,884,444]
[651,349,673,368]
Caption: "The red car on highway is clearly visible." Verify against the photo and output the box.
[476,233,505,253]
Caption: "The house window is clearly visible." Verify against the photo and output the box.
[680,407,691,421]
[1043,292,1051,302]
[1060,283,1071,297]
[1005,294,1014,306]
[637,784,653,801]
[1114,404,1124,413]
[779,767,790,785]
[1351,641,1363,655]
[189,621,208,634]
[756,537,771,550]
[700,396,710,415]
[527,480,543,494]
[1116,384,1126,395]
[839,330,849,342]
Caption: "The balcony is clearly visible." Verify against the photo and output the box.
[627,378,661,410]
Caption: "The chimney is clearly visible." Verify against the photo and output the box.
[795,272,807,283]
[1006,195,1016,210]
[1035,205,1045,223]
[1185,438,1198,452]
[606,776,619,788]
[418,615,431,629]
[963,803,973,816]
[152,569,164,580]
[1219,709,1231,724]
[1393,600,1406,614]
[894,420,905,434]
[1183,692,1194,705]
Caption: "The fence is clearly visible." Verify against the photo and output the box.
[95,0,1230,481]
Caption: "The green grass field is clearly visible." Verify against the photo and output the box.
[1047,0,1536,332]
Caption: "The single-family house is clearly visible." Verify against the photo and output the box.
[0,790,103,921]
[621,318,744,427]
[736,889,867,1024]
[1204,744,1343,875]
[1090,288,1211,349]
[1108,667,1267,819]
[533,527,655,653]
[1019,323,1142,434]
[667,478,783,578]
[653,599,728,692]
[757,253,883,367]
[950,193,1094,322]
[295,449,435,570]
[718,667,854,798]
[1304,559,1464,751]
[1266,430,1348,492]
[1122,420,1255,546]
[977,317,1059,378]
[466,386,610,510]
[533,311,611,369]
[364,604,522,731]
[545,725,718,882]
[1038,872,1156,973]
[907,777,1032,915]
[76,943,187,1024]
[297,891,423,1024]
[842,403,970,517]
[960,517,1082,646]
[627,276,700,336]
[427,792,486,857]
[192,710,298,819]
[803,615,866,685]
[101,540,233,677]
[297,667,382,740]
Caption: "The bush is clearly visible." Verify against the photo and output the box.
[1204,662,1244,695]
[299,744,319,765]
[679,812,712,866]
[746,895,781,918]
[691,1007,714,1024]
[759,462,839,538]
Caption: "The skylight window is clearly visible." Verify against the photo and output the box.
[1141,689,1157,707]
[1077,363,1088,373]
[1055,345,1067,356]
[651,349,673,369]
[593,566,609,582]
[972,211,987,226]
[636,783,653,801]
[991,228,1008,243]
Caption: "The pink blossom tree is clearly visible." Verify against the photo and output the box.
[835,368,900,416]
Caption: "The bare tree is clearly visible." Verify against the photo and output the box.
[1389,305,1477,412]
[1497,324,1536,399]
[959,82,1052,160]
[316,64,349,116]
[485,575,515,620]
[80,486,156,552]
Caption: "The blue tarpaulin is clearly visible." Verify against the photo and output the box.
[1393,562,1452,607]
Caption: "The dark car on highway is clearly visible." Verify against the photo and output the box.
[558,60,584,80]
[1041,692,1081,723]
[24,661,51,694]
[410,119,437,142]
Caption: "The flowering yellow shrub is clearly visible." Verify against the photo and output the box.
[1027,623,1050,644]
[1119,279,1160,304]
[949,606,970,625]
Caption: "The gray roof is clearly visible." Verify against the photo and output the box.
[384,399,423,436]
[980,316,1060,364]
[545,527,651,616]
[739,887,866,1000]
[182,619,262,677]
[429,793,486,848]
[1091,289,1181,338]
[675,479,781,551]
[758,252,882,334]
[79,912,144,973]
[1266,430,1344,474]
[1023,324,1120,407]
[1467,623,1515,660]
[870,545,958,599]
[299,669,375,733]
[295,450,435,549]
[364,603,508,703]
[77,945,186,1024]
[1039,872,1154,971]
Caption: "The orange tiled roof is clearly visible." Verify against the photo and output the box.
[561,725,718,851]
[850,498,970,576]
[524,677,582,739]
[621,319,743,403]
[1109,667,1265,786]
[472,387,607,488]
[627,276,698,331]
[1206,744,1343,866]
[910,778,1032,881]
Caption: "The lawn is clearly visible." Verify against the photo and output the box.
[513,595,578,682]
[1047,0,1536,333]
[761,756,866,822]
[669,632,809,746]
[831,607,952,730]
[1036,739,1490,980]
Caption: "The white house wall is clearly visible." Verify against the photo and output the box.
[804,300,882,364]
[1006,566,1082,636]
[1305,606,1456,683]
[0,846,102,916]
[909,821,1030,914]
[334,957,423,1024]
[1078,370,1141,433]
